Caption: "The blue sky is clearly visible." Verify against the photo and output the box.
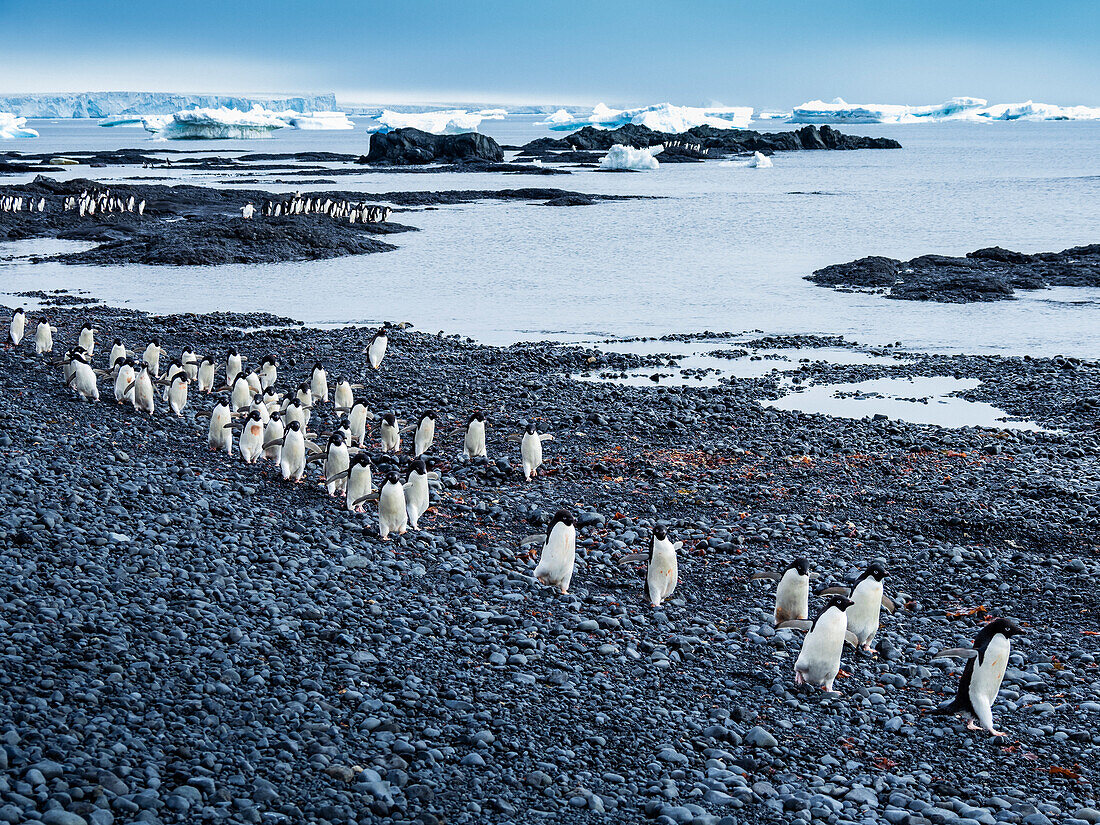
[2,0,1097,108]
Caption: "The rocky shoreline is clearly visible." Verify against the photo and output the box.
[807,246,1100,303]
[0,178,642,266]
[1,302,1098,825]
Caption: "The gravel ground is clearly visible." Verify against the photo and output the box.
[1,302,1098,825]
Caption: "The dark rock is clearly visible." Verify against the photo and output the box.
[361,128,504,166]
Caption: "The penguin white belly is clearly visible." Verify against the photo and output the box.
[245,373,262,395]
[263,420,284,460]
[534,524,575,593]
[261,365,276,390]
[795,610,847,690]
[325,448,350,496]
[775,569,809,623]
[210,409,232,453]
[239,421,264,463]
[378,485,408,538]
[169,382,188,416]
[970,636,1010,729]
[35,324,52,354]
[228,355,242,380]
[284,405,305,430]
[405,475,430,528]
[144,347,160,377]
[183,358,197,381]
[346,466,372,512]
[464,421,486,457]
[414,420,435,456]
[250,402,269,425]
[135,374,154,413]
[73,362,99,401]
[381,423,400,452]
[349,409,367,446]
[10,316,24,345]
[114,367,134,403]
[521,434,543,479]
[231,381,251,412]
[369,338,387,368]
[311,374,328,402]
[109,344,126,369]
[646,542,678,606]
[334,384,353,411]
[198,363,214,393]
[280,435,306,480]
[78,330,94,355]
[847,579,884,647]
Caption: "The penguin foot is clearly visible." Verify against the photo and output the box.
[965,720,982,731]
[988,729,1008,738]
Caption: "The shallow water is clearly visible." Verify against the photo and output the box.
[2,117,1099,356]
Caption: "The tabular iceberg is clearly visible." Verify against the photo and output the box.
[282,111,355,130]
[541,102,753,132]
[599,144,662,171]
[0,113,38,139]
[136,106,355,138]
[0,91,338,118]
[790,97,1100,123]
[365,109,507,134]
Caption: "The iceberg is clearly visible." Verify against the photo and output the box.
[366,108,507,134]
[0,91,338,118]
[750,151,772,168]
[281,110,354,130]
[136,106,355,139]
[541,102,753,132]
[789,96,1100,123]
[599,144,662,171]
[0,112,38,139]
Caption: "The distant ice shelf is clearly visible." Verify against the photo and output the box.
[789,97,1100,123]
[102,106,356,139]
[0,113,38,139]
[541,102,753,132]
[364,109,508,134]
[0,91,337,118]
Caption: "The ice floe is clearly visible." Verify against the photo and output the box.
[789,96,1100,123]
[0,113,38,139]
[599,144,662,171]
[542,102,753,132]
[281,111,354,130]
[136,106,355,139]
[366,109,507,134]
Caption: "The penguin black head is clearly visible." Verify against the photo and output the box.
[329,431,345,446]
[287,420,302,432]
[81,322,94,331]
[113,337,123,346]
[468,410,485,423]
[269,410,282,422]
[823,594,855,613]
[421,411,437,423]
[112,354,127,368]
[246,410,262,422]
[981,617,1024,642]
[202,355,215,366]
[382,412,397,426]
[653,524,668,541]
[182,346,193,354]
[172,373,189,384]
[14,308,24,315]
[409,457,428,476]
[227,347,238,355]
[525,422,537,434]
[859,561,889,582]
[312,361,323,373]
[262,354,277,366]
[385,470,401,485]
[789,557,811,577]
[288,398,302,408]
[549,509,575,529]
[351,452,370,467]
[298,382,311,393]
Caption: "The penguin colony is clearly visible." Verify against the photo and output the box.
[256,193,393,224]
[1,189,146,217]
[6,306,1027,738]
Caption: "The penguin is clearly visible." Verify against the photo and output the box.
[506,423,554,480]
[262,411,285,461]
[226,373,252,412]
[241,203,255,219]
[375,471,408,539]
[237,410,265,464]
[404,457,439,529]
[316,432,350,496]
[412,411,437,457]
[9,308,25,346]
[131,362,156,413]
[379,411,403,453]
[108,339,129,372]
[113,357,136,404]
[261,387,282,414]
[463,410,487,458]
[142,339,165,378]
[203,398,233,454]
[294,383,313,428]
[77,323,96,356]
[523,509,576,594]
[269,420,315,481]
[333,377,357,412]
[161,358,185,401]
[366,328,388,370]
[180,346,199,381]
[244,370,262,396]
[227,349,244,384]
[167,373,190,416]
[66,350,99,402]
[34,320,54,355]
[818,562,896,652]
[933,617,1023,737]
[259,354,278,390]
[249,394,271,424]
[779,595,859,692]
[283,397,308,431]
[336,453,373,513]
[617,525,682,607]
[196,355,217,393]
[310,362,329,404]
[751,557,819,623]
[59,346,86,386]
[344,399,373,447]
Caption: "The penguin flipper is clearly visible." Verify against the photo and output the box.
[305,440,321,452]
[504,434,523,443]
[777,620,812,632]
[325,471,350,483]
[881,594,898,614]
[818,586,852,597]
[519,534,545,547]
[262,438,285,449]
[935,647,978,660]
[617,553,648,565]
[672,541,683,551]
[844,631,860,648]
[353,493,379,505]
[399,425,415,434]
[306,454,325,464]
[750,571,781,580]
[538,434,554,441]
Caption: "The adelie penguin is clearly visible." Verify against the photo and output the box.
[313,431,350,496]
[77,322,96,357]
[108,339,130,373]
[196,355,217,393]
[113,357,136,405]
[259,354,278,390]
[463,410,487,458]
[181,346,199,381]
[404,457,440,529]
[200,398,233,454]
[412,411,437,457]
[8,308,24,346]
[65,350,99,402]
[130,362,156,414]
[340,453,373,513]
[933,617,1023,737]
[310,362,329,404]
[522,509,577,594]
[34,319,55,355]
[167,373,190,416]
[265,419,316,481]
[818,561,896,652]
[506,423,554,480]
[142,339,166,378]
[235,410,266,464]
[346,399,372,447]
[226,348,244,384]
[752,557,819,623]
[366,327,388,371]
[617,525,682,607]
[333,377,359,412]
[378,411,404,453]
[373,471,408,539]
[779,595,860,692]
[262,411,284,461]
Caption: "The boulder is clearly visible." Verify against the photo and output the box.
[361,129,504,165]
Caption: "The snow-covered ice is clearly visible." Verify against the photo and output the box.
[789,96,1100,123]
[281,111,354,130]
[599,144,662,171]
[750,151,772,168]
[542,102,753,132]
[0,113,38,139]
[137,106,355,138]
[366,109,507,134]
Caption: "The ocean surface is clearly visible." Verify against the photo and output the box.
[2,116,1098,356]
